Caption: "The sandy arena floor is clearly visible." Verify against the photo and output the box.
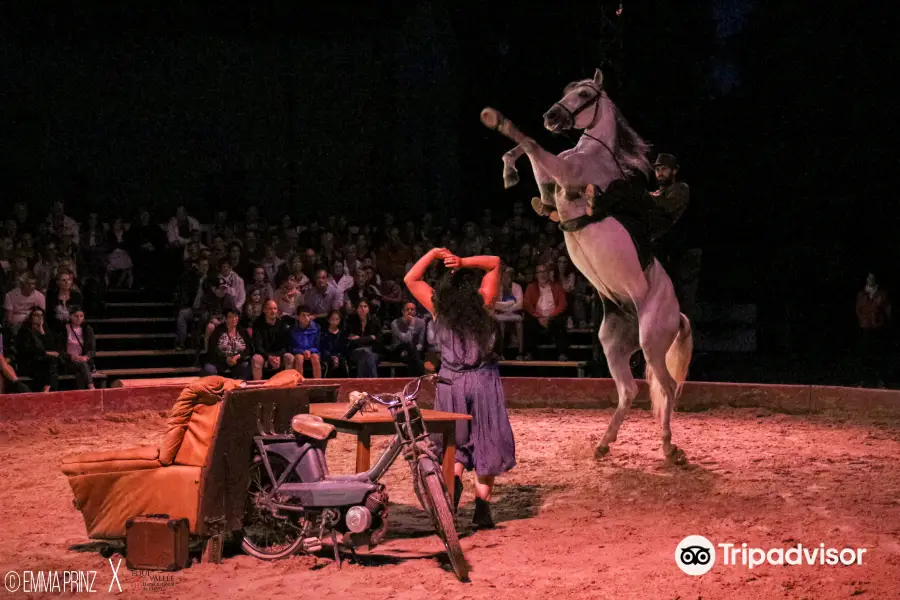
[1,406,900,599]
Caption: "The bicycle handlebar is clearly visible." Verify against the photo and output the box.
[343,374,450,419]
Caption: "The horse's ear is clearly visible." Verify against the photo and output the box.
[593,69,604,88]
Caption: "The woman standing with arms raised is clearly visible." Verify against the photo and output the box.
[404,248,516,528]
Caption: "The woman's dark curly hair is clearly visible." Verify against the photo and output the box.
[432,267,495,356]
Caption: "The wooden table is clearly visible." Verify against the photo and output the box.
[310,403,472,506]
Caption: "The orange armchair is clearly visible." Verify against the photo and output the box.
[62,370,308,540]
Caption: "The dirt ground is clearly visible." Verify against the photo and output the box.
[1,406,900,600]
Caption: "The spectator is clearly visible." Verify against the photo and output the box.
[15,306,60,392]
[61,306,96,390]
[305,268,343,326]
[2,252,29,296]
[0,327,31,393]
[80,212,103,254]
[126,209,167,289]
[174,258,210,349]
[33,241,60,293]
[288,304,322,378]
[343,243,362,278]
[320,309,348,377]
[167,205,200,248]
[389,302,426,376]
[423,315,441,372]
[272,274,303,318]
[260,245,284,286]
[218,257,246,311]
[376,227,412,282]
[346,299,382,378]
[524,263,569,361]
[47,201,80,240]
[855,272,891,388]
[248,266,275,302]
[329,260,354,298]
[204,307,253,380]
[12,202,36,236]
[379,278,405,322]
[198,277,238,352]
[494,266,525,359]
[105,218,133,289]
[242,287,265,333]
[345,267,382,316]
[46,270,83,333]
[3,272,46,337]
[227,242,253,282]
[251,300,295,380]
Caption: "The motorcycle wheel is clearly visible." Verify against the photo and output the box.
[419,462,470,581]
[240,454,306,560]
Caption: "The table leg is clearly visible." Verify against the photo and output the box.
[356,427,371,473]
[441,422,457,507]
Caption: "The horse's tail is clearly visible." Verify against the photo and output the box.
[649,313,693,421]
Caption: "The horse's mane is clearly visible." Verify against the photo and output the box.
[564,78,652,178]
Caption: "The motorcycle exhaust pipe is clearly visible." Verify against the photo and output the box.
[345,506,373,533]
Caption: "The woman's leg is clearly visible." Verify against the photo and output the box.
[47,358,59,392]
[232,361,252,381]
[515,319,525,357]
[474,475,496,501]
[73,361,93,390]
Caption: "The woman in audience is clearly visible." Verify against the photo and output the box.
[61,305,96,390]
[0,327,31,393]
[106,217,133,289]
[15,306,60,392]
[320,309,348,378]
[203,307,252,380]
[272,274,303,318]
[242,287,265,334]
[46,269,83,333]
[494,266,525,360]
[345,299,382,377]
[555,253,578,329]
[249,266,275,302]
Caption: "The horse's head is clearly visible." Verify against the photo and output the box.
[543,69,605,133]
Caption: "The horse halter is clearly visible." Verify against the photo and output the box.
[550,82,603,131]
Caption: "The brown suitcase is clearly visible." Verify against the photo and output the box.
[125,514,191,571]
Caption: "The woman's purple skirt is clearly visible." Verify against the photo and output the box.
[432,364,517,477]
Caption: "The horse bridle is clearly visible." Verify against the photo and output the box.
[552,82,629,181]
[551,82,603,131]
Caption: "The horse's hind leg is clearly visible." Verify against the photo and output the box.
[594,300,640,459]
[639,264,685,464]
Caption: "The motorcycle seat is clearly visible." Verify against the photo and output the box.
[291,414,337,441]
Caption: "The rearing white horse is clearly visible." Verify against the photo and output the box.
[481,68,693,464]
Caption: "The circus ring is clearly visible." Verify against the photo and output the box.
[1,378,899,599]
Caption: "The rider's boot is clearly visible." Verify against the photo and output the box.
[472,498,495,529]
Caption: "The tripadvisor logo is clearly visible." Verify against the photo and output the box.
[675,535,867,575]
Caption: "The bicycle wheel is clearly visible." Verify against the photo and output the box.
[241,455,307,560]
[419,463,470,581]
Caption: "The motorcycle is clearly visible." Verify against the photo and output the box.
[240,373,470,581]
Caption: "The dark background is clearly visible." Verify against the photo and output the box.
[1,1,896,363]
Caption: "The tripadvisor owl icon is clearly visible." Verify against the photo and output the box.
[675,535,716,576]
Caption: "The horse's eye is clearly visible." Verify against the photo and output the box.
[579,90,591,98]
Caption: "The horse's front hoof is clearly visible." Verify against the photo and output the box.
[503,171,520,189]
[594,444,610,460]
[666,446,688,466]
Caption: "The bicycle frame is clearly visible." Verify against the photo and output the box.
[252,374,445,513]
